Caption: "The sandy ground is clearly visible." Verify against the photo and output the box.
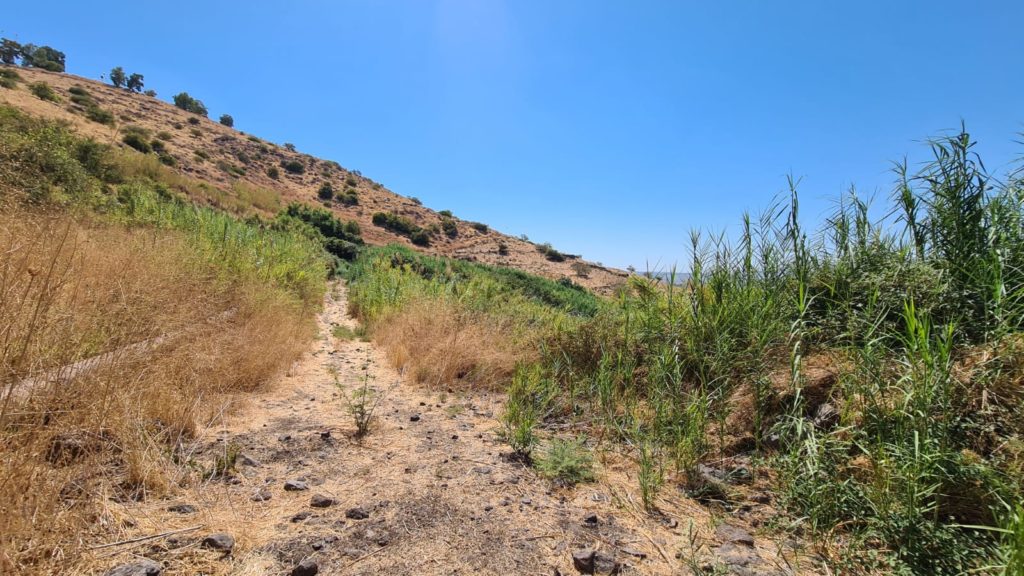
[90,284,813,575]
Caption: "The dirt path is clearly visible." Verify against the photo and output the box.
[98,283,804,575]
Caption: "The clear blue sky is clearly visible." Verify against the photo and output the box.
[5,1,1023,269]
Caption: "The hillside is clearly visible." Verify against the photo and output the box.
[0,66,629,293]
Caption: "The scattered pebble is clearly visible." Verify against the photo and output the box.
[345,506,370,520]
[284,479,309,491]
[201,533,235,553]
[103,559,162,576]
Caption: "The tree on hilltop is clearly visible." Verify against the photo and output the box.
[127,73,144,93]
[109,66,126,88]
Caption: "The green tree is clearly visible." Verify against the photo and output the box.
[126,73,144,93]
[109,66,126,88]
[172,92,208,116]
[219,114,234,127]
[21,45,65,72]
[0,39,22,65]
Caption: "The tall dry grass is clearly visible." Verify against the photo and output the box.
[0,208,316,573]
[372,297,536,389]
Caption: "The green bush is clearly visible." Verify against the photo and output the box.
[469,222,489,233]
[441,218,458,238]
[317,182,334,200]
[173,92,208,116]
[439,209,453,218]
[274,202,363,261]
[267,166,280,179]
[281,159,305,174]
[155,131,173,141]
[28,81,59,102]
[536,437,595,486]
[121,133,151,153]
[219,114,234,127]
[84,106,114,125]
[0,68,21,89]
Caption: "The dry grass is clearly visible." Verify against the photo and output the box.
[372,297,535,390]
[0,208,315,574]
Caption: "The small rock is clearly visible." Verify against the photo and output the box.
[583,513,599,527]
[751,492,771,504]
[201,533,235,553]
[284,479,309,491]
[291,511,311,522]
[620,547,647,559]
[410,414,421,422]
[251,488,272,502]
[345,507,369,520]
[167,504,197,514]
[290,558,318,576]
[484,505,494,512]
[593,552,621,575]
[238,453,261,467]
[343,548,363,558]
[473,465,492,474]
[714,541,763,571]
[715,524,755,547]
[813,402,839,429]
[572,549,595,573]
[310,494,335,508]
[520,497,532,505]
[320,430,331,440]
[103,559,162,576]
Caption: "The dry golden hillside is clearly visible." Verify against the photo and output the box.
[0,67,628,293]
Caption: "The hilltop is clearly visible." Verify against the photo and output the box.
[0,66,628,293]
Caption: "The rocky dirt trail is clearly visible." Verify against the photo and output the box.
[98,283,807,576]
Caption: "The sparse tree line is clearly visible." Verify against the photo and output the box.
[108,66,145,93]
[0,38,65,72]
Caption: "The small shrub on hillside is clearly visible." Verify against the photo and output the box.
[372,212,411,234]
[158,153,176,167]
[219,114,234,127]
[410,229,431,247]
[537,437,595,486]
[144,89,157,97]
[281,159,305,174]
[28,81,59,102]
[274,202,363,261]
[538,243,566,262]
[439,209,453,218]
[469,222,489,233]
[122,133,152,153]
[173,92,208,116]
[441,218,458,238]
[193,150,208,163]
[410,196,422,205]
[571,261,591,278]
[338,191,358,206]
[189,128,202,138]
[283,142,296,152]
[156,131,173,141]
[187,116,200,126]
[345,174,358,187]
[317,182,334,200]
[0,68,22,89]
[217,160,246,177]
[497,242,509,256]
[68,85,89,97]
[267,166,280,179]
[150,139,166,154]
[235,150,251,165]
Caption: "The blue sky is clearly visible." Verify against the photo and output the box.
[4,1,1023,269]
